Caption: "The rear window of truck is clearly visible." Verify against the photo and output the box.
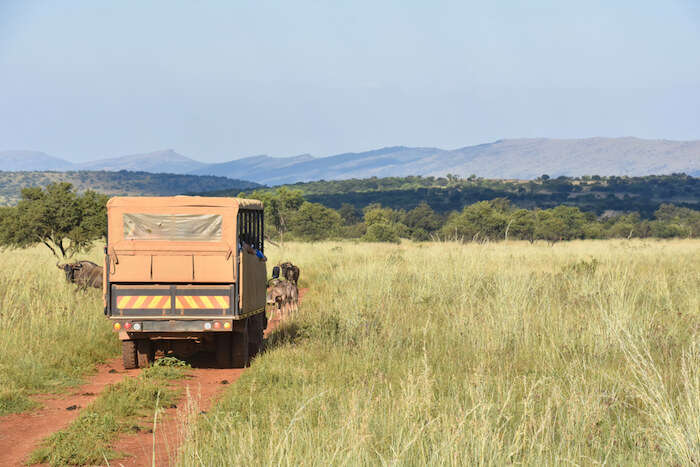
[123,213,223,241]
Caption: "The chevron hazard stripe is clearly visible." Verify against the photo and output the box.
[117,296,171,309]
[176,296,229,309]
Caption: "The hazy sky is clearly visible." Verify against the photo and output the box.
[1,0,699,162]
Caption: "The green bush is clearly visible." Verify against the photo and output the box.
[363,222,400,243]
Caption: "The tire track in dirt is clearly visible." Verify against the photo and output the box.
[108,288,306,467]
[0,358,138,467]
[107,366,246,466]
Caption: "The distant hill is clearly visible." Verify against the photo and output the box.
[2,137,698,183]
[0,151,73,171]
[215,138,698,184]
[189,153,315,180]
[0,170,260,205]
[76,149,206,174]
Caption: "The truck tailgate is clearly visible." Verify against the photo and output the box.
[110,284,237,318]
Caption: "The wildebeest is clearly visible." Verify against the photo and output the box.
[279,262,300,286]
[266,278,298,321]
[56,260,103,289]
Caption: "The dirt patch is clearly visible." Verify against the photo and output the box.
[107,366,246,466]
[0,358,136,467]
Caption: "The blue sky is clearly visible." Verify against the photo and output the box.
[1,0,699,162]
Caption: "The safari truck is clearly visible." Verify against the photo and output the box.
[103,196,268,369]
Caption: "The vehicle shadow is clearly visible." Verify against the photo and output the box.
[264,320,303,350]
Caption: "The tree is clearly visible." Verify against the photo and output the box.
[535,206,586,243]
[363,204,402,226]
[440,200,508,241]
[363,204,409,239]
[338,203,361,225]
[245,187,304,240]
[0,183,108,258]
[363,222,400,243]
[404,202,442,233]
[289,202,342,241]
[506,209,536,241]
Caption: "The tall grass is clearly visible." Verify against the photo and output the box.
[0,246,117,415]
[181,239,699,465]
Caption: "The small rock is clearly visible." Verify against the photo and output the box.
[200,411,207,415]
[169,404,177,409]
[66,405,79,411]
[220,380,229,385]
[82,392,96,396]
[108,369,118,374]
[146,429,153,433]
[131,425,141,432]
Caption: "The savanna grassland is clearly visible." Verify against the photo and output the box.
[0,240,698,465]
[182,240,699,465]
[0,245,116,416]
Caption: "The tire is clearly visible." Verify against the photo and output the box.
[248,313,264,358]
[136,340,153,368]
[216,334,232,368]
[122,340,137,370]
[231,318,250,368]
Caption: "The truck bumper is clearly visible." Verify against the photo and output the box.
[111,318,238,340]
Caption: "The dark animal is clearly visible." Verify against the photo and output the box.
[57,260,103,289]
[279,262,300,286]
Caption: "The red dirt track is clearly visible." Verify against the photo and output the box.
[0,358,137,467]
[0,288,306,466]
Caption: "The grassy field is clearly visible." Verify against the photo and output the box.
[1,240,698,464]
[180,239,699,465]
[0,245,115,415]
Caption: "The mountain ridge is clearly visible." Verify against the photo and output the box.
[76,149,207,173]
[2,137,698,183]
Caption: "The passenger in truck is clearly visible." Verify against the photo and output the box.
[239,234,267,262]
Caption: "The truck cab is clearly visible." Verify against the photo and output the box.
[103,196,267,369]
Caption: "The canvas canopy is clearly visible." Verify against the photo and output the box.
[123,213,223,242]
[106,196,263,283]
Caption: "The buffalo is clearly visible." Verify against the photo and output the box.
[279,262,300,286]
[57,260,103,290]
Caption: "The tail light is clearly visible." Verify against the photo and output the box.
[213,321,221,329]
[124,322,132,330]
[113,322,121,331]
[203,322,212,330]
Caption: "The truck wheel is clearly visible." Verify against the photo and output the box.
[136,340,153,368]
[216,334,232,368]
[231,319,250,368]
[248,313,264,358]
[122,340,137,370]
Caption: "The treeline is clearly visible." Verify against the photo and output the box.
[1,184,697,260]
[241,187,700,242]
[209,173,699,218]
[0,170,260,205]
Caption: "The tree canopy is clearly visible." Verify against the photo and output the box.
[0,183,108,258]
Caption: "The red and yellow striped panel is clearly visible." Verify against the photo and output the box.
[176,296,229,309]
[117,296,171,309]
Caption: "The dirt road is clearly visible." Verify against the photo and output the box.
[0,289,305,466]
[0,359,137,466]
